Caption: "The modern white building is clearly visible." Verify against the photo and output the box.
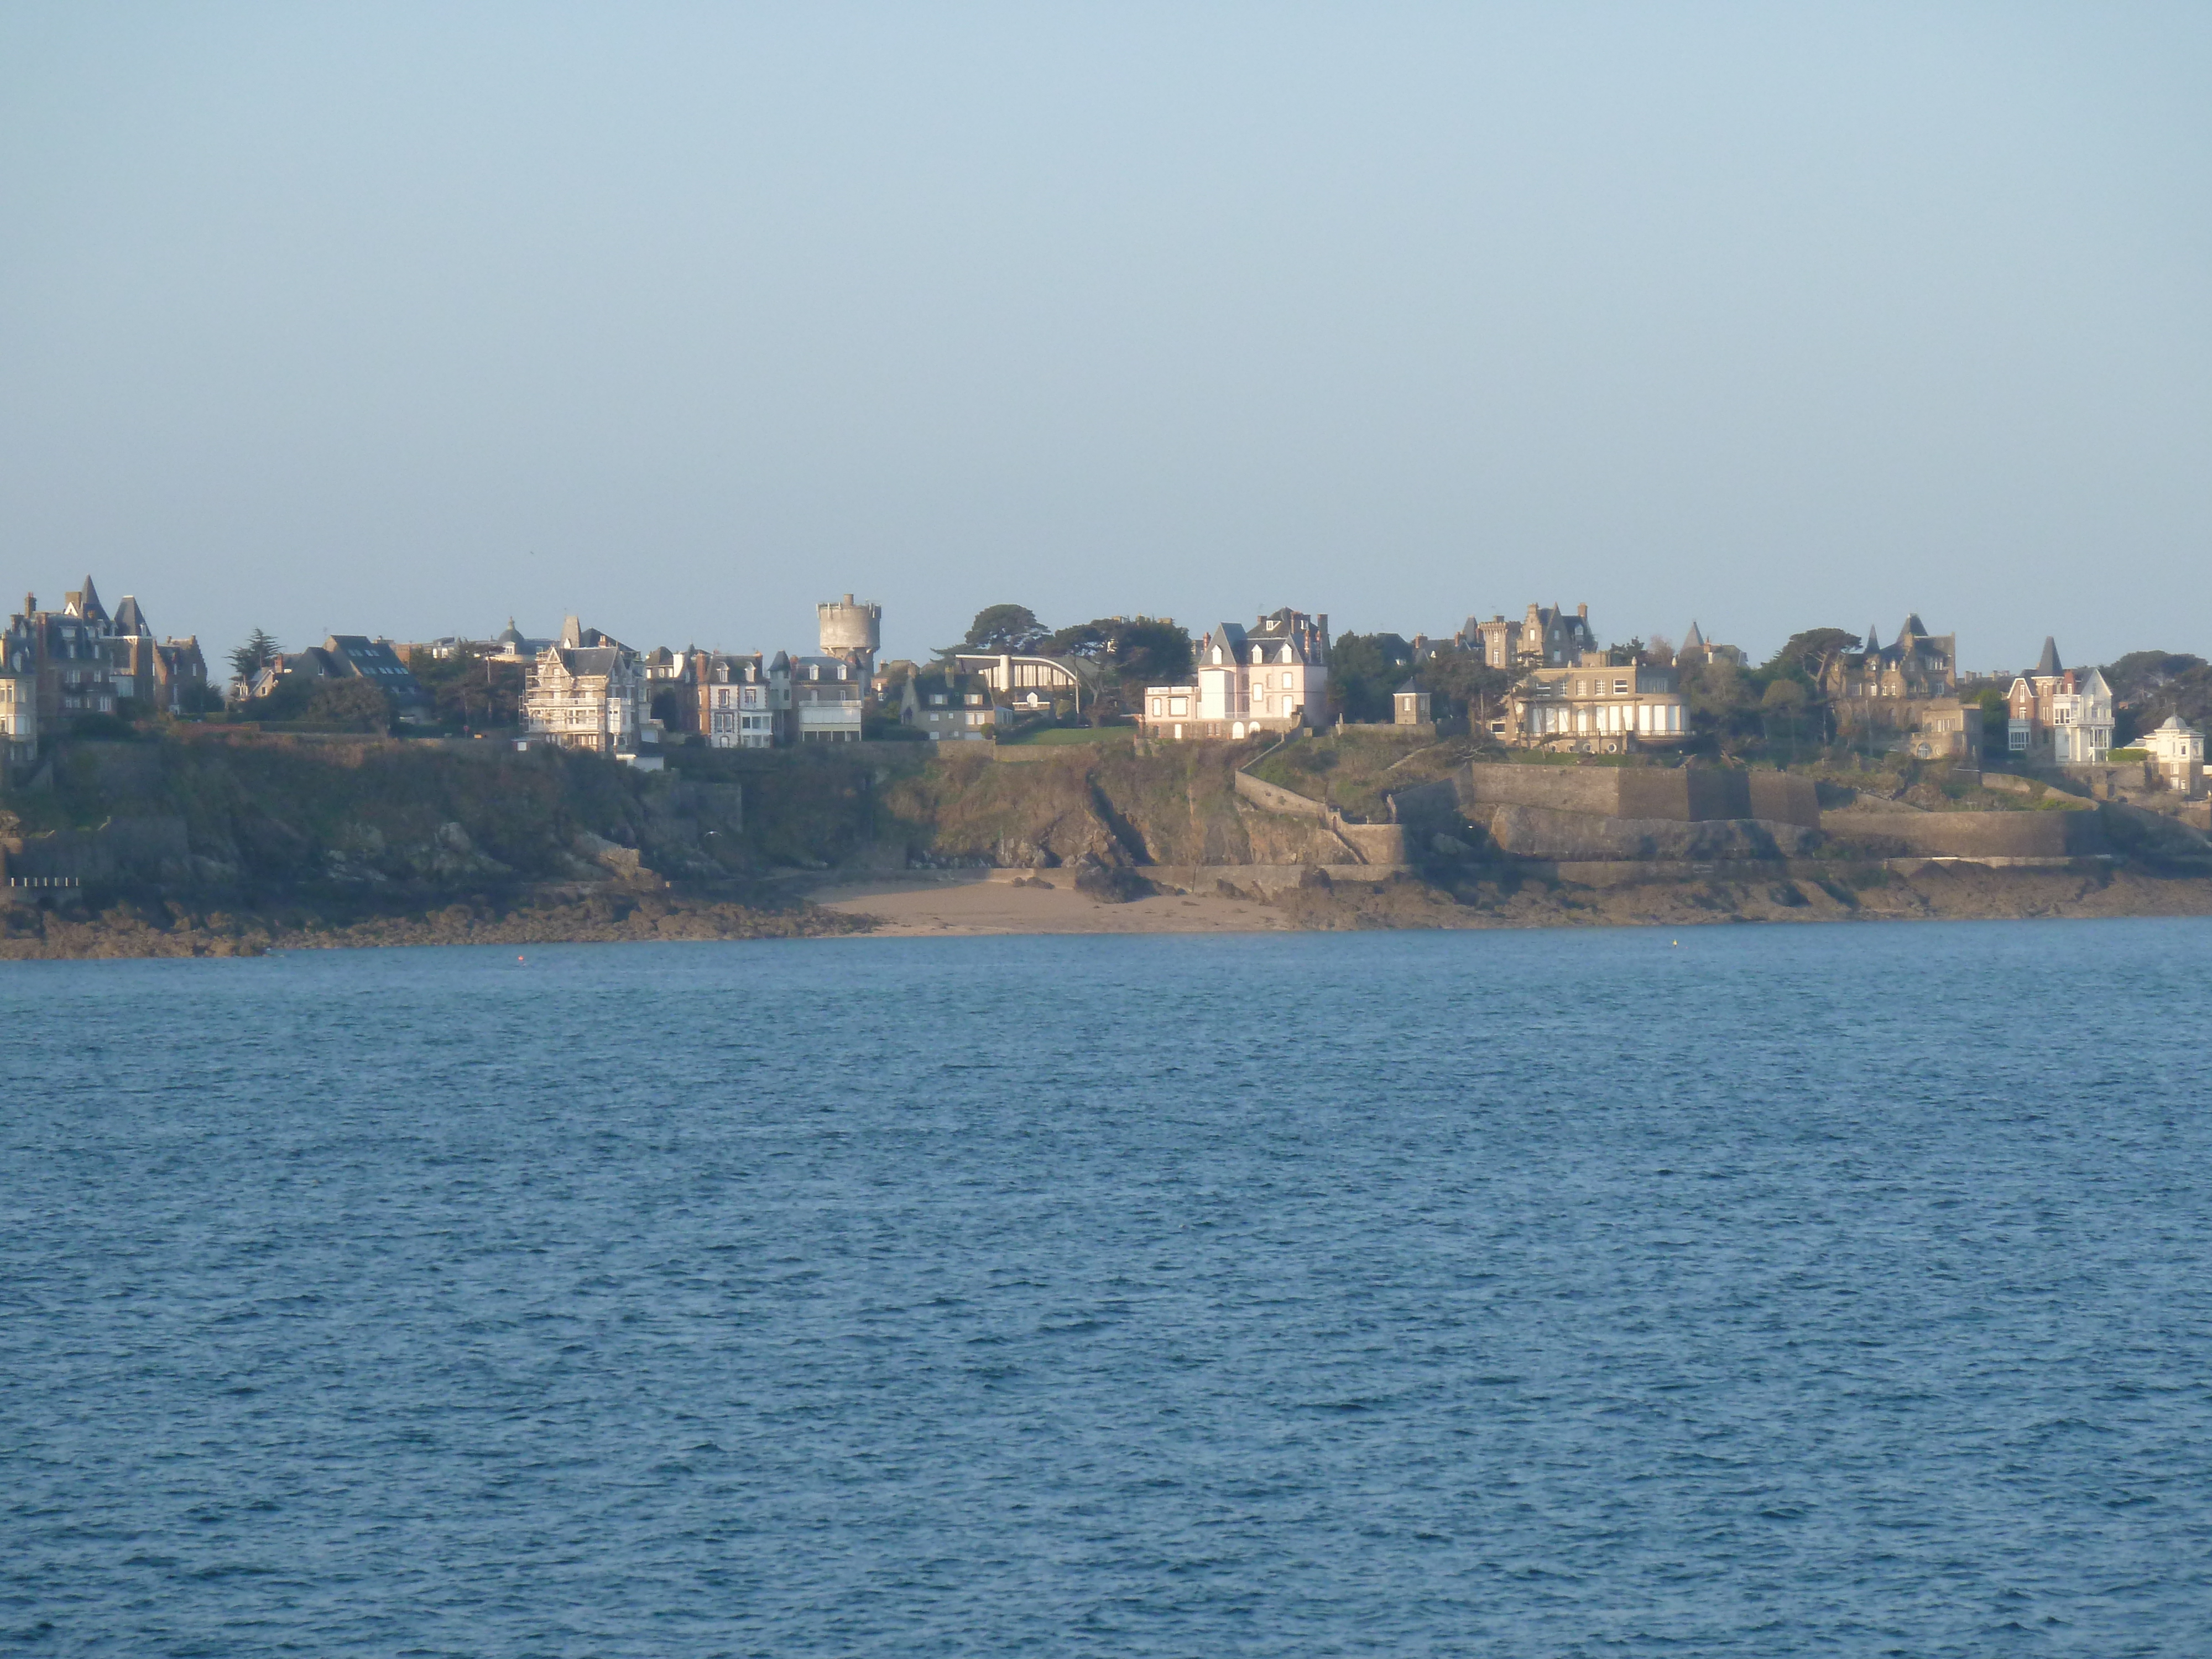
[1141,608,1330,741]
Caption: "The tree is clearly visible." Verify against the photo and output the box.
[1762,628,1859,685]
[229,629,280,683]
[1046,619,1114,661]
[1108,619,1193,687]
[1417,645,1510,726]
[959,604,1048,654]
[303,678,393,731]
[1679,659,1765,755]
[1329,633,1415,723]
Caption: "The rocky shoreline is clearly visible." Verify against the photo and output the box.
[0,887,873,959]
[5,860,2210,959]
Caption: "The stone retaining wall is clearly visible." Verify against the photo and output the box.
[1819,808,2106,859]
[1392,764,1819,829]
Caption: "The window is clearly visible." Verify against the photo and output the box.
[1614,680,1628,695]
[1170,697,1188,716]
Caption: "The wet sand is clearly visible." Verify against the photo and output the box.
[809,872,1291,935]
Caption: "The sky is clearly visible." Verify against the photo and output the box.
[2,3,2208,674]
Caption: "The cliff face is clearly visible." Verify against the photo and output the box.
[875,744,1354,869]
[1,736,759,894]
[0,734,1362,907]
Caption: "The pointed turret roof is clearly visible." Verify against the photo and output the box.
[65,575,108,623]
[1864,623,1881,654]
[113,595,150,637]
[1682,620,1706,651]
[1900,613,1927,639]
[2034,636,2062,677]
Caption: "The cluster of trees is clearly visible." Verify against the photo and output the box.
[221,629,526,732]
[1329,634,1517,726]
[940,605,1196,696]
[2106,651,2212,744]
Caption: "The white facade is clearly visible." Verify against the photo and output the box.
[1507,660,1687,752]
[0,621,36,763]
[1141,608,1330,740]
[2047,667,2114,766]
[2139,715,2205,797]
[523,632,643,755]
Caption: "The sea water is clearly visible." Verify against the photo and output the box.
[5,920,2211,1656]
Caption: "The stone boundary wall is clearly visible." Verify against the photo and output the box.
[1229,770,1409,864]
[1233,771,1327,819]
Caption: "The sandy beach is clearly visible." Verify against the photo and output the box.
[808,871,1293,935]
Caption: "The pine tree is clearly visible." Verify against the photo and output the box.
[228,628,280,682]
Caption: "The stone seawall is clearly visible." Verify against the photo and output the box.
[1392,764,1820,830]
[1819,809,2107,859]
[1484,806,1818,862]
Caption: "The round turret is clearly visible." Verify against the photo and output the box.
[818,593,881,662]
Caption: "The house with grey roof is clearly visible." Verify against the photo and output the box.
[522,616,646,757]
[1139,607,1331,742]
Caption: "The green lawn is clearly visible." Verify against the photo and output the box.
[998,727,1136,747]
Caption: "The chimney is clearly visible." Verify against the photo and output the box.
[1578,603,1588,619]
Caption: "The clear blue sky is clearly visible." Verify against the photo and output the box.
[3,3,2207,673]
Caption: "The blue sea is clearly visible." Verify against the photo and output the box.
[6,920,2212,1656]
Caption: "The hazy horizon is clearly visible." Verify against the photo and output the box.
[4,4,2208,675]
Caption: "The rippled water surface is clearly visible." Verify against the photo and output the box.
[7,920,2212,1655]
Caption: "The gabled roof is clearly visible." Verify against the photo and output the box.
[1395,676,1422,696]
[551,645,625,678]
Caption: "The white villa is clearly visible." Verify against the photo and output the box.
[523,617,645,756]
[2138,714,2205,797]
[1141,608,1331,741]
